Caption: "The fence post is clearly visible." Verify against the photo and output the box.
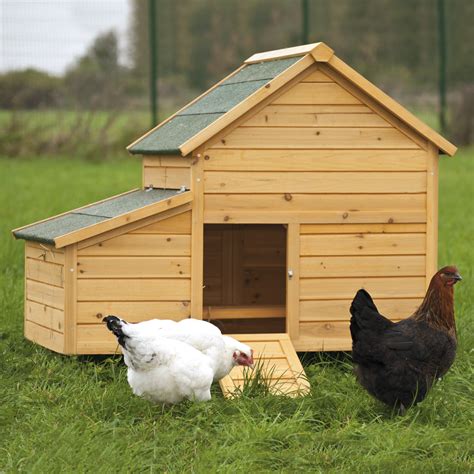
[149,0,158,127]
[301,0,309,44]
[437,0,447,134]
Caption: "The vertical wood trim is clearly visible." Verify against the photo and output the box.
[141,157,145,189]
[287,223,300,340]
[191,154,204,318]
[64,244,78,353]
[426,144,439,288]
[23,244,27,341]
[222,229,234,304]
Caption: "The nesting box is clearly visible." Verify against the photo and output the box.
[13,42,456,395]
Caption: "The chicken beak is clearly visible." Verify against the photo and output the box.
[454,272,462,282]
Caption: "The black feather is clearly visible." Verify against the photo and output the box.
[102,315,128,348]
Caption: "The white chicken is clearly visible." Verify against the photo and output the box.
[156,318,254,381]
[103,315,214,404]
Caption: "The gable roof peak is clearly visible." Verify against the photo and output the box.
[245,42,334,64]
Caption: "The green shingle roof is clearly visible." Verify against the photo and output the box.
[14,189,181,245]
[128,57,302,155]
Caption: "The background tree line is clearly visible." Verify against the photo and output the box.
[0,0,472,145]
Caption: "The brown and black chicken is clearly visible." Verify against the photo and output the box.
[350,266,461,413]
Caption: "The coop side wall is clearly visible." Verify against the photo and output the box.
[142,156,191,189]
[199,63,431,351]
[24,241,66,353]
[74,209,192,354]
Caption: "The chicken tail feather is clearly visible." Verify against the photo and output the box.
[350,289,392,342]
[103,315,128,348]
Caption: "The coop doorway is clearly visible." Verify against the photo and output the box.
[203,224,287,334]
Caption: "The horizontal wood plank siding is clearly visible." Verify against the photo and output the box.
[25,242,65,264]
[25,319,65,353]
[77,256,190,278]
[75,210,192,353]
[300,255,426,277]
[300,276,426,300]
[143,166,190,189]
[78,234,191,256]
[26,278,65,310]
[24,242,66,351]
[25,299,64,333]
[300,233,426,256]
[210,127,420,150]
[129,212,191,234]
[26,258,64,287]
[205,171,426,194]
[244,109,391,128]
[300,298,422,322]
[299,223,426,234]
[76,325,117,354]
[205,193,425,212]
[77,301,191,324]
[272,82,362,105]
[142,156,191,189]
[204,149,427,171]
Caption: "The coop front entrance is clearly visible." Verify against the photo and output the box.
[203,224,286,334]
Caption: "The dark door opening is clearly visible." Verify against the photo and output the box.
[203,224,286,334]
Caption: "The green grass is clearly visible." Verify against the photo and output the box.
[1,151,473,472]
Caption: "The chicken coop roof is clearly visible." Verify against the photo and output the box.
[127,42,456,157]
[127,56,302,155]
[13,188,192,248]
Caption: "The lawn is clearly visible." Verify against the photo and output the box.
[1,150,473,472]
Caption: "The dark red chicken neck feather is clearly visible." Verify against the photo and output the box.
[412,266,459,333]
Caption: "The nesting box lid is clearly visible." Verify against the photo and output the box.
[127,42,456,157]
[12,188,192,248]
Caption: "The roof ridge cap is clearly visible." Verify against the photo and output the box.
[245,42,333,64]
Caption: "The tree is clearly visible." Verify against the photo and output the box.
[64,30,127,109]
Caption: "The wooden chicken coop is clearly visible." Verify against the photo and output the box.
[13,42,456,396]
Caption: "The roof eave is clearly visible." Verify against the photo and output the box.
[12,191,193,249]
[178,54,316,156]
[53,191,193,248]
[327,55,457,157]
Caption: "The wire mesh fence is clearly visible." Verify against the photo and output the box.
[0,0,472,160]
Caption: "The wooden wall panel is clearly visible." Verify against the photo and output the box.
[210,127,419,150]
[25,300,64,333]
[205,193,425,213]
[244,106,389,127]
[75,209,192,353]
[205,171,426,194]
[25,242,64,264]
[300,276,426,300]
[204,149,427,171]
[77,256,190,278]
[300,255,425,278]
[142,156,191,189]
[77,301,191,324]
[300,298,423,322]
[78,234,191,256]
[273,82,362,105]
[26,258,64,287]
[25,319,65,353]
[26,279,65,310]
[143,167,190,189]
[300,233,425,256]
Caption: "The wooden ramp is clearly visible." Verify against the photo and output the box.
[219,333,310,397]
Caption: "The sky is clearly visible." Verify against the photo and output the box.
[0,0,131,75]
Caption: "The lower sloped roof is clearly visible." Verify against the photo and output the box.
[13,188,191,247]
